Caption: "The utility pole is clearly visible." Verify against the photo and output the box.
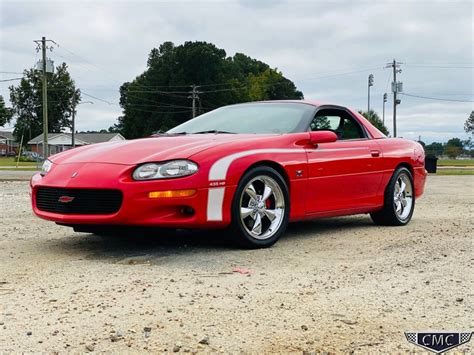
[72,94,76,148]
[367,74,374,112]
[41,37,48,158]
[382,93,387,126]
[392,60,397,137]
[189,85,201,118]
[385,59,403,137]
[34,36,56,157]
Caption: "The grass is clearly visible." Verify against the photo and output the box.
[438,159,474,166]
[0,157,39,167]
[433,169,474,176]
[0,167,39,171]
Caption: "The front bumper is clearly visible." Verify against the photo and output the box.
[31,162,232,228]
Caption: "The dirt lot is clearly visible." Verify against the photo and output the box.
[0,176,472,353]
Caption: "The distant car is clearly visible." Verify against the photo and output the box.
[22,151,44,161]
[31,100,426,248]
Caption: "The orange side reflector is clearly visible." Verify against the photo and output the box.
[148,189,197,198]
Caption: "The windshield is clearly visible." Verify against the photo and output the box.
[167,103,315,134]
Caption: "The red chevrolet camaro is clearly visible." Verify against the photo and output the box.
[31,100,426,248]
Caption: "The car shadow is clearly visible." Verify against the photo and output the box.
[283,215,374,240]
[40,215,375,263]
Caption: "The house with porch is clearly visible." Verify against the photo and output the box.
[27,132,126,155]
[0,131,19,156]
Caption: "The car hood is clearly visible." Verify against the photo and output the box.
[50,134,273,165]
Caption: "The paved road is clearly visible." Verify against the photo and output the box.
[0,176,472,353]
[0,169,37,181]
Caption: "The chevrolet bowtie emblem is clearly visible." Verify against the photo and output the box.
[71,172,78,178]
[58,196,74,203]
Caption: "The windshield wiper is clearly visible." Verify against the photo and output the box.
[192,130,236,134]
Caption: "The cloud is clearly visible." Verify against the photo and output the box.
[0,0,472,143]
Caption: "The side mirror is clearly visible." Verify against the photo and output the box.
[309,130,338,145]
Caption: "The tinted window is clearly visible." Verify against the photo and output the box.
[168,103,315,134]
[310,109,365,140]
[342,119,362,139]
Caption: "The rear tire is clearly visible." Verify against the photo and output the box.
[370,167,415,226]
[230,166,290,248]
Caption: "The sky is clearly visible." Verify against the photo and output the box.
[0,0,472,143]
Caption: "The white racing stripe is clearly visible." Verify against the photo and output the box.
[208,148,306,181]
[205,147,369,221]
[207,187,226,221]
[206,149,306,221]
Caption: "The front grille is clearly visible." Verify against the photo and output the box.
[36,187,123,215]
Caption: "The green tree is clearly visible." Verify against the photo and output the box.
[9,63,80,144]
[445,137,464,149]
[116,41,303,138]
[464,111,474,134]
[444,137,465,159]
[444,145,462,159]
[358,110,389,135]
[0,95,13,127]
[425,142,443,156]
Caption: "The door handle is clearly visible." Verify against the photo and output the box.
[371,150,380,157]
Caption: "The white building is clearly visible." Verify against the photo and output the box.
[27,132,126,155]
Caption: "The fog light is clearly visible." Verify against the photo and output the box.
[148,189,196,198]
[181,206,195,216]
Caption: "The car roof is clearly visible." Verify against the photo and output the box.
[229,99,326,108]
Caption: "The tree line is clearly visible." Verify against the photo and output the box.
[422,137,473,159]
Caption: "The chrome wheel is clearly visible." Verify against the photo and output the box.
[393,173,413,221]
[239,176,285,240]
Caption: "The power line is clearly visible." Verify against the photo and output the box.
[124,106,193,114]
[118,102,193,109]
[123,89,191,94]
[405,64,474,69]
[0,77,23,82]
[0,71,24,75]
[199,85,248,94]
[399,93,474,103]
[300,66,383,81]
[81,91,115,105]
[55,43,104,72]
[80,90,197,110]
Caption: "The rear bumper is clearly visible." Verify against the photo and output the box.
[30,163,231,229]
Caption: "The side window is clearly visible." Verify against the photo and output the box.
[310,109,365,140]
[310,115,341,131]
[342,118,362,139]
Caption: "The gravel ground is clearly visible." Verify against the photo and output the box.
[0,176,472,353]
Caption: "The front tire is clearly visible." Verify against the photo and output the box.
[230,166,290,248]
[370,167,415,226]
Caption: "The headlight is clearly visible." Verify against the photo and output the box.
[40,159,53,176]
[132,160,198,180]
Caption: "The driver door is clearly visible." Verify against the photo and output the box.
[305,109,383,214]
